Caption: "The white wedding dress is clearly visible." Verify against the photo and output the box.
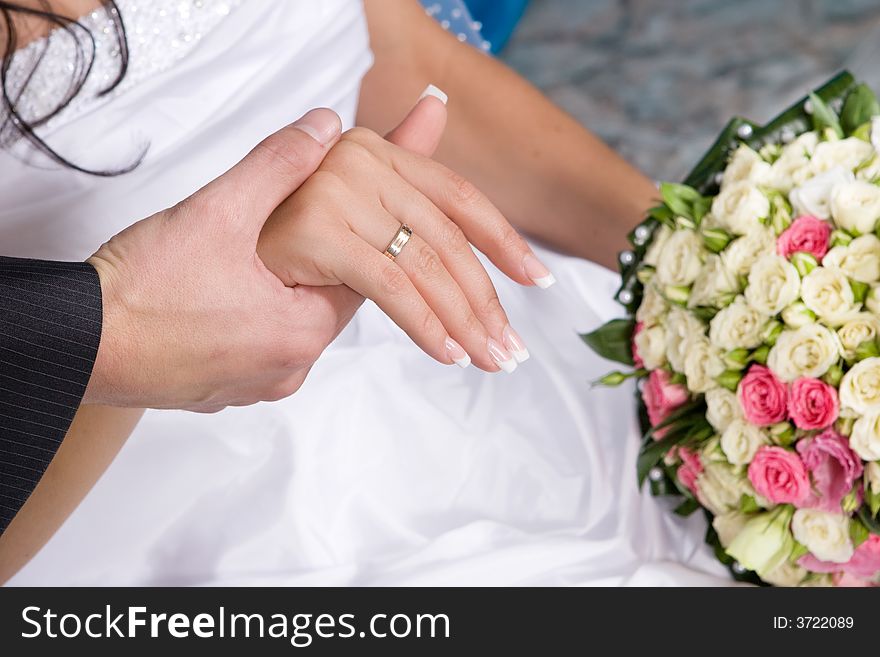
[2,0,731,586]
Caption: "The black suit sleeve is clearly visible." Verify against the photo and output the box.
[0,256,103,535]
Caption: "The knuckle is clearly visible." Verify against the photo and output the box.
[378,263,409,297]
[325,139,372,170]
[438,220,469,251]
[418,308,438,338]
[253,132,319,177]
[265,377,305,402]
[497,225,524,252]
[446,170,480,206]
[342,126,380,147]
[462,310,485,337]
[476,293,505,321]
[413,242,442,278]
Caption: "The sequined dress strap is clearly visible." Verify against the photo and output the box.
[0,0,242,145]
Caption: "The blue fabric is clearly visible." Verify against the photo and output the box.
[420,0,529,54]
[465,0,530,53]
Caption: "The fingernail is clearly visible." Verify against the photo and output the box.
[522,253,556,289]
[292,108,342,146]
[502,325,530,363]
[419,84,448,105]
[487,337,517,373]
[445,336,471,368]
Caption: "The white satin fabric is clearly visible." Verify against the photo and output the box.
[4,0,732,586]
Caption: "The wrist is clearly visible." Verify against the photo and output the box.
[82,252,135,406]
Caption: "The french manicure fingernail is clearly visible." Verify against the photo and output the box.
[487,337,517,373]
[446,336,471,368]
[419,83,448,105]
[522,253,556,289]
[292,108,342,146]
[502,325,530,363]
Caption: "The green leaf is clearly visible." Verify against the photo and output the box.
[637,407,709,485]
[580,318,635,366]
[857,506,880,536]
[674,497,701,516]
[637,431,686,486]
[690,306,719,322]
[841,83,880,135]
[739,494,761,514]
[808,92,844,139]
[692,196,713,224]
[866,485,880,519]
[643,398,706,440]
[647,205,674,228]
[851,517,871,548]
[660,182,702,219]
[790,540,809,562]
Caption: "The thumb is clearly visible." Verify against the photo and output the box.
[204,108,342,238]
[384,85,448,157]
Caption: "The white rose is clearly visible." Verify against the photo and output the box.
[767,324,841,382]
[822,234,880,283]
[849,411,880,461]
[711,181,770,235]
[800,266,858,326]
[744,253,800,315]
[712,511,749,548]
[781,301,817,328]
[688,254,739,309]
[865,461,880,495]
[836,312,880,360]
[720,419,768,466]
[871,116,880,153]
[720,225,776,277]
[810,137,874,175]
[635,282,667,326]
[695,461,751,516]
[705,387,745,433]
[867,285,880,315]
[829,180,880,236]
[643,224,672,267]
[709,295,767,350]
[634,323,667,370]
[839,356,880,414]
[722,144,772,187]
[655,229,705,287]
[683,336,724,393]
[664,307,704,373]
[791,509,854,564]
[789,166,854,220]
[762,561,807,587]
[767,131,819,192]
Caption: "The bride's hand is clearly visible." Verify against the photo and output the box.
[259,96,554,373]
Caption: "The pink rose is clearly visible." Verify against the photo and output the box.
[676,446,703,497]
[788,377,839,430]
[737,365,788,426]
[643,369,688,439]
[796,429,863,512]
[747,446,811,506]
[776,215,832,261]
[632,322,645,369]
[832,572,877,587]
[800,535,880,582]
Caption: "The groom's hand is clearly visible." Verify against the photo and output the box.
[84,99,449,411]
[84,108,360,411]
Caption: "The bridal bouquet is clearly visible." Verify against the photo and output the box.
[585,71,880,586]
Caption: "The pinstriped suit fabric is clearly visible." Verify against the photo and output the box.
[0,257,102,534]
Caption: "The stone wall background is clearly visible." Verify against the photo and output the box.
[501,0,880,180]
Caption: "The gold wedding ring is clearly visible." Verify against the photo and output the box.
[383,224,413,261]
